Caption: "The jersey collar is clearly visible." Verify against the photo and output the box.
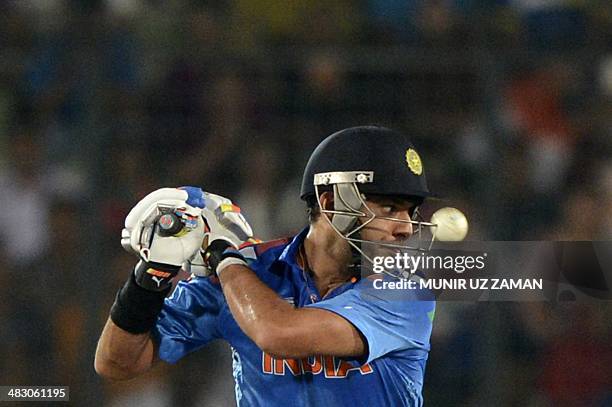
[277,226,310,267]
[277,226,360,302]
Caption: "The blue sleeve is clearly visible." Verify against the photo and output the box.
[307,276,435,364]
[152,276,224,364]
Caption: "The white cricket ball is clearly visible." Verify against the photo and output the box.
[430,207,469,241]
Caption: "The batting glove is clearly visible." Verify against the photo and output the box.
[185,192,257,277]
[121,186,206,291]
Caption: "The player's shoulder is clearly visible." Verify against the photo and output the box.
[350,275,437,306]
[238,237,293,261]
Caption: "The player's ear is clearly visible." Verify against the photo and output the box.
[319,191,335,216]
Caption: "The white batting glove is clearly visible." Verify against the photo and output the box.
[186,192,256,277]
[121,187,207,290]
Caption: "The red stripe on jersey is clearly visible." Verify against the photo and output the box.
[252,238,291,256]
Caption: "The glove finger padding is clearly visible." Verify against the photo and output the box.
[121,187,207,267]
[140,213,205,267]
[183,193,255,277]
[201,192,254,247]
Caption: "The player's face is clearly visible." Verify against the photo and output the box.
[359,196,417,243]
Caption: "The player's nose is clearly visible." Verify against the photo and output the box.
[392,210,413,240]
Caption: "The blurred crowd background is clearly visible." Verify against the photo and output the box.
[0,0,610,406]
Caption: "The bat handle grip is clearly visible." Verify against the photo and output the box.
[157,212,184,237]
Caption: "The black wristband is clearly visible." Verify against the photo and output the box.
[110,272,171,334]
[204,239,242,274]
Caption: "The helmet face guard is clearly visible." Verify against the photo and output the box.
[313,171,436,279]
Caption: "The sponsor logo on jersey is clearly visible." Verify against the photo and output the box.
[262,353,373,378]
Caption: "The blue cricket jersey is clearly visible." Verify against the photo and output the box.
[152,228,435,406]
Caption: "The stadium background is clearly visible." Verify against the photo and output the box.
[0,1,610,405]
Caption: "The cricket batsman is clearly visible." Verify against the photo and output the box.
[95,126,437,406]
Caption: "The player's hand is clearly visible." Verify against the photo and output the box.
[186,192,256,277]
[121,187,206,291]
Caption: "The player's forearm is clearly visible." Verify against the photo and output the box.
[94,318,156,380]
[219,265,301,355]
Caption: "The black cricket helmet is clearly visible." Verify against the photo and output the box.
[300,126,436,278]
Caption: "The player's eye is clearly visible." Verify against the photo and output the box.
[382,205,396,214]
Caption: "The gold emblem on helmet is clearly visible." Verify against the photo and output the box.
[406,148,423,175]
